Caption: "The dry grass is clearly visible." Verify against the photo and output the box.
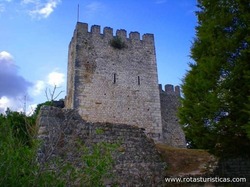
[156,143,217,177]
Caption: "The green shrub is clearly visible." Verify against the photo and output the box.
[0,109,119,186]
[80,142,119,186]
[110,37,126,49]
[0,112,64,186]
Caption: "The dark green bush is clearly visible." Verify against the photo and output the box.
[110,37,126,49]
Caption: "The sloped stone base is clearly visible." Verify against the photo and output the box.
[37,106,166,186]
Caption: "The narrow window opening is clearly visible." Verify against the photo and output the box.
[113,73,116,84]
[138,76,140,85]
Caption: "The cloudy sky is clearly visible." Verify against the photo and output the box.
[0,0,197,114]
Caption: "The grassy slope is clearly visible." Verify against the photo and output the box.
[156,143,218,177]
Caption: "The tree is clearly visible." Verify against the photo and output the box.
[179,0,250,156]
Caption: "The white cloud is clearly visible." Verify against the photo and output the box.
[30,0,61,18]
[47,71,64,87]
[0,96,10,113]
[0,51,33,98]
[0,51,33,113]
[0,96,25,114]
[0,51,14,61]
[22,0,61,19]
[0,96,9,106]
[0,96,38,115]
[1,0,61,18]
[32,80,45,96]
[29,71,64,98]
[26,103,37,116]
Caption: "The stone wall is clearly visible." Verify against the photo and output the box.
[159,84,186,148]
[65,22,162,141]
[37,106,166,186]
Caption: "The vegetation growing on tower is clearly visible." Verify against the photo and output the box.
[110,36,126,49]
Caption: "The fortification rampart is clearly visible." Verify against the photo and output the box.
[159,84,186,148]
[159,84,181,96]
[65,22,163,141]
[73,22,155,44]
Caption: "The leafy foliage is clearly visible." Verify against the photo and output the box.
[0,110,65,186]
[32,101,52,118]
[110,36,126,49]
[79,142,119,186]
[35,141,118,186]
[179,0,250,157]
[1,109,35,146]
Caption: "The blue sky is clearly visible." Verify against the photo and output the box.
[0,0,197,114]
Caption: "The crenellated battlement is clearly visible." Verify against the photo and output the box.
[75,22,154,44]
[159,84,181,96]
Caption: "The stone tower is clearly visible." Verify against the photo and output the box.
[65,22,163,141]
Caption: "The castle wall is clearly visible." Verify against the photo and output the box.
[37,106,166,186]
[159,84,186,147]
[65,22,162,141]
[66,34,77,109]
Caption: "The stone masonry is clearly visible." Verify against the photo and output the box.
[65,22,163,141]
[65,22,186,146]
[37,106,166,186]
[160,84,186,148]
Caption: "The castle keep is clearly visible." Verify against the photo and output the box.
[65,22,185,145]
